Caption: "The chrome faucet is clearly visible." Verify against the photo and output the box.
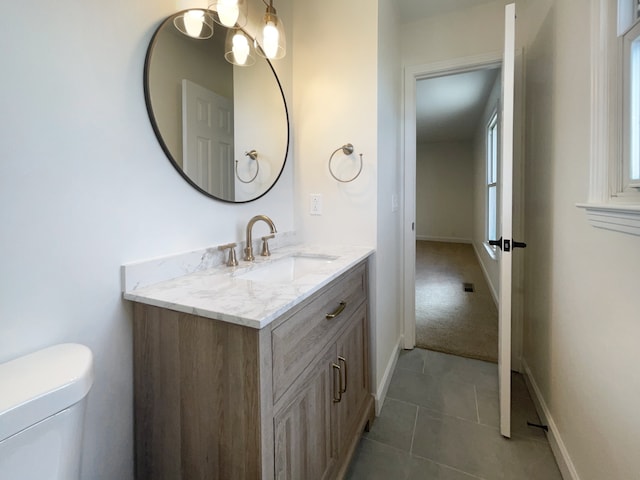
[244,215,277,261]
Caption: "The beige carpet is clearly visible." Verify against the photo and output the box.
[415,241,498,363]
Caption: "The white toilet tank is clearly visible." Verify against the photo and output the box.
[0,343,94,480]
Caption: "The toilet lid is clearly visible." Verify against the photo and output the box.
[0,343,93,442]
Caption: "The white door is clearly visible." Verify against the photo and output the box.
[496,2,516,438]
[182,79,235,199]
[402,3,518,438]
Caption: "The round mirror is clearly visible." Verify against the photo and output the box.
[144,13,289,203]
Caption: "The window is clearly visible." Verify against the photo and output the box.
[487,111,499,245]
[622,9,640,192]
[577,0,640,236]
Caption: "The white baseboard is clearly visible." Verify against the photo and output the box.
[471,242,499,306]
[522,359,580,480]
[374,337,402,415]
[416,235,472,244]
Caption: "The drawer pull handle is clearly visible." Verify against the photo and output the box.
[326,301,347,320]
[332,363,342,402]
[338,356,347,394]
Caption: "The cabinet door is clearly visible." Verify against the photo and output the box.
[336,303,369,447]
[274,347,338,480]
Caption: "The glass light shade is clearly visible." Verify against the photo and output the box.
[209,0,248,28]
[173,8,214,39]
[224,29,256,66]
[255,9,286,60]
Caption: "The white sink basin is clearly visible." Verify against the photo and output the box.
[236,254,338,283]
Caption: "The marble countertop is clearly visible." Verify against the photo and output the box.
[122,244,374,329]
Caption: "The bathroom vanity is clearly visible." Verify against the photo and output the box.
[124,245,374,480]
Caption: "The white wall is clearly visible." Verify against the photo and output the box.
[401,0,510,67]
[375,0,403,401]
[292,0,403,403]
[292,1,377,247]
[519,0,640,478]
[416,141,474,242]
[0,0,293,478]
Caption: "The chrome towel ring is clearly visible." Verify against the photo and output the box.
[236,150,260,183]
[328,143,363,183]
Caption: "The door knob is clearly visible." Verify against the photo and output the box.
[489,237,503,250]
[488,237,527,252]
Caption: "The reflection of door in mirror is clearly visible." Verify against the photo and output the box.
[182,79,235,199]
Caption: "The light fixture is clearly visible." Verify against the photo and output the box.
[174,0,214,39]
[224,28,256,66]
[209,0,248,28]
[173,0,286,63]
[255,0,286,60]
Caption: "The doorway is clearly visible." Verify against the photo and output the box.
[402,54,503,351]
[412,66,501,362]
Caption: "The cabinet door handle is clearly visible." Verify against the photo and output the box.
[338,356,347,394]
[332,363,342,402]
[326,301,347,320]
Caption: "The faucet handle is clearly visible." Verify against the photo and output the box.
[218,243,239,267]
[260,235,275,257]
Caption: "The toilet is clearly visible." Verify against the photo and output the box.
[0,343,94,480]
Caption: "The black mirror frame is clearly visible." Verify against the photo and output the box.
[143,14,290,203]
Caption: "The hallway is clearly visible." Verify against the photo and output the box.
[347,348,562,479]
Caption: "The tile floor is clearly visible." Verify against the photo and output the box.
[346,348,562,480]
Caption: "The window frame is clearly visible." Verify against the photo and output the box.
[483,108,502,255]
[486,110,499,248]
[576,0,640,236]
[621,17,640,193]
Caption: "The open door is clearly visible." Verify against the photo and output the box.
[496,3,517,438]
[401,5,520,439]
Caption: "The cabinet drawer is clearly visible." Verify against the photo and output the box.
[271,262,367,403]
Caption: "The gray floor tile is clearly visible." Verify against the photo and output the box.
[363,397,418,452]
[346,437,482,480]
[406,456,482,480]
[397,348,427,373]
[476,381,547,441]
[411,408,562,480]
[348,348,562,480]
[407,457,483,480]
[387,367,478,421]
[345,437,415,480]
[421,350,498,392]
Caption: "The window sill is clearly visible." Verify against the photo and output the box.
[576,203,640,236]
[483,241,499,260]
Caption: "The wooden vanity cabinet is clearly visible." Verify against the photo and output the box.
[335,304,370,456]
[133,260,374,480]
[273,346,339,480]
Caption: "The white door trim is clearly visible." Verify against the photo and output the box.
[402,52,503,350]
